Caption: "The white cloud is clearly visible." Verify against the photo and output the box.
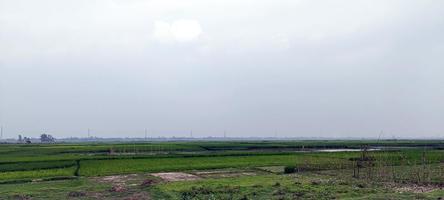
[271,33,290,50]
[153,19,202,43]
[153,21,173,42]
[171,20,203,42]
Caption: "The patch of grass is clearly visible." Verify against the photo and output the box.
[0,160,76,172]
[79,154,348,176]
[0,178,109,200]
[0,167,76,182]
[152,173,387,199]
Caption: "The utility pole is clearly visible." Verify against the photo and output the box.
[144,128,148,140]
[0,126,3,139]
[190,130,193,138]
[224,130,226,139]
[87,128,90,138]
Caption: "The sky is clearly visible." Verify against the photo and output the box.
[1,0,443,139]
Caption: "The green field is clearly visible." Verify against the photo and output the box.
[0,140,443,199]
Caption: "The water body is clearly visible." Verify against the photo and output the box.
[315,148,380,152]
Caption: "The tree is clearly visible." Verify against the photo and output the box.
[24,137,31,144]
[40,134,55,143]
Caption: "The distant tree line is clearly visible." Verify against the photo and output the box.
[40,134,56,143]
[17,134,32,144]
[17,134,56,144]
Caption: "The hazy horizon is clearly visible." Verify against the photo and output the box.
[1,0,444,139]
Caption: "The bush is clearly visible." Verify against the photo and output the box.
[74,160,80,176]
[68,191,86,197]
[284,166,295,174]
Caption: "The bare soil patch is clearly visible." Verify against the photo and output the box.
[151,172,200,182]
[124,192,151,200]
[97,174,139,184]
[192,169,257,178]
[256,166,285,174]
[140,179,159,187]
[11,194,32,200]
[90,174,155,199]
[394,184,443,193]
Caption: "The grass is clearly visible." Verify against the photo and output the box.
[0,140,443,199]
[1,143,444,182]
[2,167,443,200]
[0,167,76,183]
[152,171,444,200]
[0,178,109,200]
[79,153,349,176]
[0,160,76,172]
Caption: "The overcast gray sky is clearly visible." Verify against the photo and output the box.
[1,0,443,139]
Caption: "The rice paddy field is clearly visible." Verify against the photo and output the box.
[0,140,443,199]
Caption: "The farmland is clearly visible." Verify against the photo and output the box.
[0,140,443,199]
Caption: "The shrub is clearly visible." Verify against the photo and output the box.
[74,160,80,176]
[68,191,86,197]
[284,166,296,174]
